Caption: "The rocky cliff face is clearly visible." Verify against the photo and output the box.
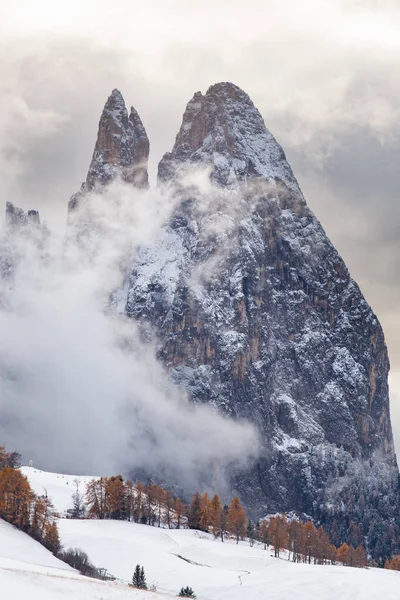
[69,89,149,214]
[125,83,398,547]
[72,83,399,555]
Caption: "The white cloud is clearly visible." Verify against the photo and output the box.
[0,183,259,492]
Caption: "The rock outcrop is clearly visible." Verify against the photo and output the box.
[5,201,41,229]
[0,202,49,279]
[122,83,398,556]
[69,89,149,213]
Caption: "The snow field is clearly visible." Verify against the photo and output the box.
[17,467,400,599]
[0,517,171,599]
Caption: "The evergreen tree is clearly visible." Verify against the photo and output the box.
[70,479,85,519]
[179,586,196,597]
[140,566,147,589]
[188,493,202,530]
[247,519,255,547]
[175,497,185,529]
[132,564,147,589]
[259,519,269,550]
[220,504,229,542]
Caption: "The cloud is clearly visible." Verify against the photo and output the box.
[0,182,259,494]
[2,0,400,215]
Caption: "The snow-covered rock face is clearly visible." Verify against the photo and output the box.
[69,89,149,213]
[158,82,302,197]
[124,83,398,552]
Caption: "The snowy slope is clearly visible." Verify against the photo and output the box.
[1,570,167,600]
[0,514,170,599]
[21,466,95,515]
[0,517,74,574]
[21,467,400,600]
[56,520,400,600]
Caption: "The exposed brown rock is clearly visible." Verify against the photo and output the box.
[68,89,149,214]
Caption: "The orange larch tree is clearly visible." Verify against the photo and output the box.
[227,497,247,544]
[268,515,288,558]
[106,475,126,519]
[0,467,33,531]
[336,542,350,565]
[86,477,108,519]
[199,492,211,532]
[209,494,222,538]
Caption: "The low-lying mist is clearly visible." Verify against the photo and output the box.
[0,180,260,495]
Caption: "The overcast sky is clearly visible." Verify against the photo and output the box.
[2,0,400,450]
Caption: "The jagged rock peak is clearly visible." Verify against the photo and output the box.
[5,201,41,228]
[68,89,149,214]
[158,82,301,193]
[86,88,150,190]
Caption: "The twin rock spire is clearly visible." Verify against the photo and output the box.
[69,82,301,212]
[5,82,302,230]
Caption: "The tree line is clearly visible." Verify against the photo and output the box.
[83,475,367,567]
[0,445,369,570]
[0,446,60,555]
[266,515,366,566]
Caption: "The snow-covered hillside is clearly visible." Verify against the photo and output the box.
[19,467,400,599]
[0,516,166,599]
[21,466,95,515]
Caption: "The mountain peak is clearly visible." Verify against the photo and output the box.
[85,89,149,191]
[158,82,301,193]
[68,90,149,214]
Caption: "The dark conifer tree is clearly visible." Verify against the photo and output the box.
[132,564,147,589]
[179,586,196,597]
[188,493,202,530]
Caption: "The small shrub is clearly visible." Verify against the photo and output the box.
[59,548,93,575]
[59,547,115,580]
[178,586,196,598]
